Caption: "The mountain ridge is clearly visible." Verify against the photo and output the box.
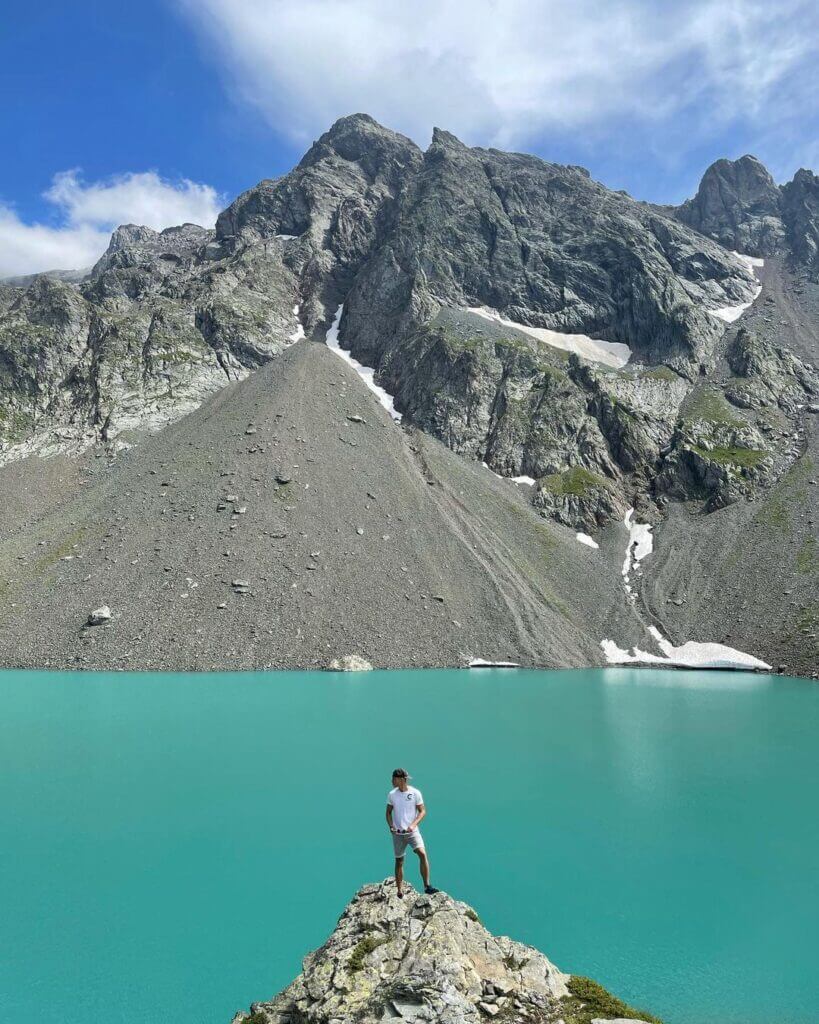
[0,115,815,673]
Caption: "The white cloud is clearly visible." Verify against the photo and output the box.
[178,0,819,151]
[0,171,223,279]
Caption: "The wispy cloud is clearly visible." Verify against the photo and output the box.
[0,171,223,278]
[178,0,818,163]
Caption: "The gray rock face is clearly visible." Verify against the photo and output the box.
[677,157,819,281]
[676,155,784,256]
[232,883,571,1024]
[0,115,814,535]
[781,168,819,277]
[90,222,213,277]
[344,127,756,368]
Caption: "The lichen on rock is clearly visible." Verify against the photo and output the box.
[231,882,660,1024]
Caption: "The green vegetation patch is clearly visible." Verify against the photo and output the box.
[796,536,817,575]
[640,365,680,382]
[682,388,745,426]
[690,445,767,469]
[561,975,662,1024]
[33,526,87,573]
[796,603,819,633]
[756,498,790,533]
[348,934,389,973]
[540,466,606,497]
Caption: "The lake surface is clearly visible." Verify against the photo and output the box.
[0,667,816,1024]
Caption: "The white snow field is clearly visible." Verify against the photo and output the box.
[467,306,632,368]
[709,252,764,323]
[601,630,771,671]
[576,532,599,549]
[325,305,402,421]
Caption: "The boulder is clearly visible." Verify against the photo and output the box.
[327,655,373,672]
[87,606,112,626]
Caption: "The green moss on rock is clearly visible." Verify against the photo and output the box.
[690,445,767,468]
[682,388,745,426]
[640,365,680,382]
[561,974,662,1024]
[540,466,606,496]
[348,934,388,972]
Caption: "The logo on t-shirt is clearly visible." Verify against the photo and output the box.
[406,793,413,800]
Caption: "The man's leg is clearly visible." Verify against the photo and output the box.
[395,856,404,896]
[415,847,430,888]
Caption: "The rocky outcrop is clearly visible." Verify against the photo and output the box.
[781,168,819,277]
[724,327,818,413]
[89,222,213,277]
[676,155,784,257]
[677,157,819,280]
[231,882,659,1024]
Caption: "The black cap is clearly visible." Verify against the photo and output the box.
[391,768,411,779]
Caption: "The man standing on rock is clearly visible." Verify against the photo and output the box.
[386,768,439,897]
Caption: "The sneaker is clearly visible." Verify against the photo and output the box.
[424,885,440,895]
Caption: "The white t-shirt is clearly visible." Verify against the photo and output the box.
[387,786,424,831]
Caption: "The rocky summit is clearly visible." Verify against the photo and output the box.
[230,882,660,1024]
[0,115,816,674]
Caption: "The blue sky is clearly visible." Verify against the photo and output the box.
[2,0,818,276]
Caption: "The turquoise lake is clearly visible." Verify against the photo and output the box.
[0,667,816,1024]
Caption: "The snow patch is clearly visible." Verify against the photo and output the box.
[325,305,402,421]
[621,508,653,596]
[601,630,771,671]
[288,304,305,343]
[576,532,599,549]
[481,462,538,487]
[467,306,631,369]
[730,250,765,272]
[468,658,520,668]
[710,253,764,322]
[605,503,770,671]
[276,234,298,241]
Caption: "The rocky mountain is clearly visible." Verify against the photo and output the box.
[676,154,819,277]
[0,115,816,674]
[230,882,661,1024]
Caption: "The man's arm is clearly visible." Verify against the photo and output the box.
[408,803,426,831]
[386,803,396,832]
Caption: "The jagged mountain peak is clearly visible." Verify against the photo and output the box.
[705,153,774,180]
[676,152,783,256]
[297,111,421,172]
[429,125,469,150]
[216,113,421,245]
[90,221,213,278]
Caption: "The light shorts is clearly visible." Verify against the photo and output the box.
[392,829,425,858]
